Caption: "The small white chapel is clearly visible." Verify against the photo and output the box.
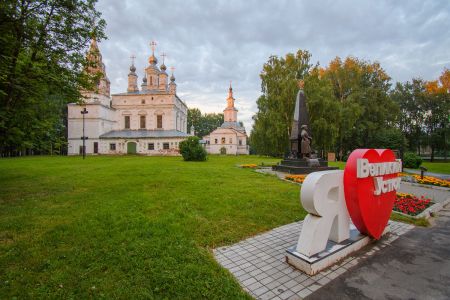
[202,85,249,155]
[67,40,189,155]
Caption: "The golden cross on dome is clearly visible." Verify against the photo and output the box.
[160,52,167,64]
[150,40,157,54]
[130,54,136,65]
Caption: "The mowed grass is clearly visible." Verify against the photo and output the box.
[330,161,450,175]
[421,162,450,174]
[0,155,305,299]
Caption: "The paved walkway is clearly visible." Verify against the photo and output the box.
[214,221,414,299]
[307,204,450,300]
[404,168,450,180]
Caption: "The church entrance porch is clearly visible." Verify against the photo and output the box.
[127,142,137,154]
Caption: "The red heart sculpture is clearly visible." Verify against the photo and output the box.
[344,149,398,239]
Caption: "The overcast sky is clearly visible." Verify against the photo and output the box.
[96,0,449,133]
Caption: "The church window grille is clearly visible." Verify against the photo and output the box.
[229,138,232,143]
[110,143,116,150]
[239,139,242,146]
[163,143,169,149]
[124,116,130,129]
[214,139,218,144]
[157,115,163,129]
[148,143,154,150]
[94,142,98,154]
[221,137,225,144]
[150,76,153,85]
[140,116,146,129]
[141,99,145,104]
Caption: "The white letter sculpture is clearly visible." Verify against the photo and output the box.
[296,170,350,257]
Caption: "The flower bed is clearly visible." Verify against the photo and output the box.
[240,164,258,168]
[412,175,450,188]
[394,193,433,216]
[285,174,307,184]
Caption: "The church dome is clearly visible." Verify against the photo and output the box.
[149,54,158,65]
[170,74,175,82]
[160,63,167,71]
[130,64,136,72]
[143,76,147,83]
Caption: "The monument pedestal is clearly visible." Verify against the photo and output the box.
[286,224,390,275]
[273,158,338,174]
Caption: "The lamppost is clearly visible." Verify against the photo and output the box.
[81,107,89,159]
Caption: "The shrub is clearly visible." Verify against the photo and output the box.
[403,152,422,169]
[179,136,207,161]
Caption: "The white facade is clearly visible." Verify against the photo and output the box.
[67,39,189,155]
[203,86,249,155]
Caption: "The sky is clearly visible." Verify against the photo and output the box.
[95,0,450,134]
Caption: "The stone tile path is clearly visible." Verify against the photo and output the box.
[214,221,414,300]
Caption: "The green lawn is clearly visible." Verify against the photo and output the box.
[420,162,450,174]
[331,161,450,175]
[0,155,305,299]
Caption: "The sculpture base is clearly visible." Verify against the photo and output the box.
[286,224,390,275]
[273,158,338,174]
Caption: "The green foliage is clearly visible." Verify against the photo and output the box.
[370,128,407,150]
[187,108,224,138]
[250,53,399,159]
[392,75,450,161]
[250,50,312,156]
[0,0,106,156]
[179,136,207,161]
[0,155,303,298]
[403,152,423,168]
[304,68,339,152]
[320,57,397,159]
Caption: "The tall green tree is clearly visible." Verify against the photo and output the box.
[187,108,223,138]
[422,72,450,161]
[320,57,397,159]
[391,79,427,154]
[0,0,106,156]
[304,67,339,154]
[250,50,312,156]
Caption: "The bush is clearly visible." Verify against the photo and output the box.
[403,152,422,169]
[179,136,207,161]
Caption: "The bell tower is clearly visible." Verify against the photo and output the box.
[223,83,238,122]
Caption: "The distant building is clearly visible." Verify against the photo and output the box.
[203,85,249,155]
[67,39,189,155]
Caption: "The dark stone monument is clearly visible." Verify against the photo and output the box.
[273,81,338,174]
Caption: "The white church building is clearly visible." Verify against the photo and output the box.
[202,85,249,155]
[67,40,189,155]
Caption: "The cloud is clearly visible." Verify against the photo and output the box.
[96,0,450,134]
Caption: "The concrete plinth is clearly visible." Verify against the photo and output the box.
[273,158,338,174]
[286,224,390,275]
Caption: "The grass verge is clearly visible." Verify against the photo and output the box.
[0,155,306,299]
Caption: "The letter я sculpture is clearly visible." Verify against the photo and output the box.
[273,81,338,174]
